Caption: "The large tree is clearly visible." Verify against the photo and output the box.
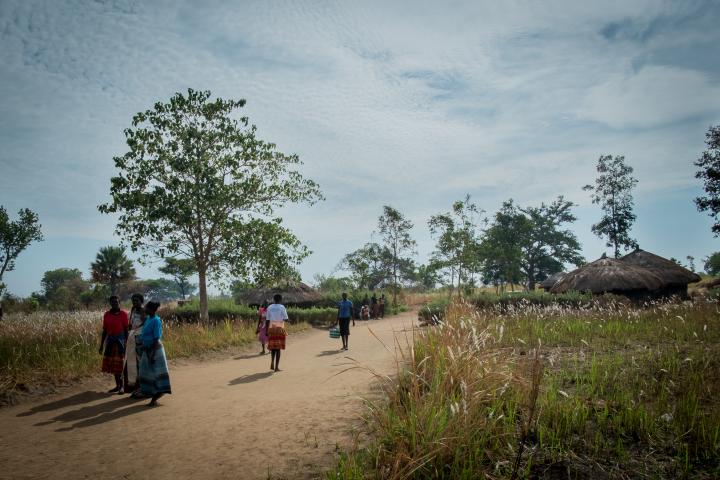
[516,197,585,290]
[704,252,720,276]
[99,89,322,322]
[694,125,720,235]
[377,206,416,305]
[428,195,484,295]
[159,257,197,299]
[583,154,639,257]
[0,207,43,296]
[91,246,136,296]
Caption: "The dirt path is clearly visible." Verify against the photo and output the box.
[0,311,417,480]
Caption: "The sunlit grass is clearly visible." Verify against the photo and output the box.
[330,298,720,479]
[0,310,309,403]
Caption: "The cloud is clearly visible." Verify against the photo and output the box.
[0,0,719,294]
[580,65,720,129]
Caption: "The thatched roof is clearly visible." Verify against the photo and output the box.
[235,282,323,306]
[620,249,701,287]
[551,257,664,294]
[539,272,565,290]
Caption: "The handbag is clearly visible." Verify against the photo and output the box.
[329,326,341,339]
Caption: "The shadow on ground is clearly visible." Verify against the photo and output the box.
[16,391,108,417]
[228,371,274,385]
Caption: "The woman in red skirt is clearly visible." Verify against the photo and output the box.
[265,294,288,372]
[99,295,129,394]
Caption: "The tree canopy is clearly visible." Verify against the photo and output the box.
[0,206,43,296]
[377,206,416,304]
[584,154,639,257]
[694,125,720,236]
[159,257,197,299]
[98,89,322,321]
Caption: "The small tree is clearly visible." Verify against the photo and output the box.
[339,242,391,291]
[517,197,585,290]
[428,195,484,295]
[704,252,720,276]
[99,89,322,322]
[91,246,136,296]
[584,155,639,257]
[694,125,720,235]
[480,201,525,292]
[159,258,197,299]
[686,255,696,273]
[377,206,416,305]
[40,268,89,310]
[0,206,43,296]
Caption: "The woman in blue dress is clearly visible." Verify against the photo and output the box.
[138,301,172,406]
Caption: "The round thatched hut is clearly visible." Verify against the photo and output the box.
[539,272,565,291]
[235,282,323,308]
[550,256,664,298]
[620,249,701,298]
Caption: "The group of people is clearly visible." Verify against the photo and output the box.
[360,293,386,320]
[99,294,172,407]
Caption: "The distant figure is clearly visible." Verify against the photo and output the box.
[266,294,288,372]
[138,301,172,406]
[336,292,353,351]
[124,293,145,397]
[256,300,269,355]
[99,295,129,394]
[379,294,386,318]
[370,293,378,319]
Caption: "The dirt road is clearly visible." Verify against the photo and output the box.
[0,311,416,480]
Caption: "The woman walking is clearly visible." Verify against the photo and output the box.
[256,301,269,355]
[265,294,288,372]
[138,301,172,406]
[336,292,353,351]
[99,296,129,394]
[124,293,145,396]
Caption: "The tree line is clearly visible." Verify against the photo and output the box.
[1,88,719,318]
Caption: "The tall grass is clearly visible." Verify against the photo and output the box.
[0,310,309,404]
[331,299,720,479]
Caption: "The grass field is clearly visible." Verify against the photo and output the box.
[330,298,720,479]
[0,310,309,405]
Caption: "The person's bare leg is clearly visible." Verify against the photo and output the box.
[270,350,276,370]
[274,350,281,371]
[148,393,163,407]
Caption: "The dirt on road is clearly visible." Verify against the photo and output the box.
[0,311,417,480]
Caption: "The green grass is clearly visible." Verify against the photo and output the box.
[164,298,339,325]
[330,299,720,479]
[0,310,309,404]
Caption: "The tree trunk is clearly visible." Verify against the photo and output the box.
[198,267,209,323]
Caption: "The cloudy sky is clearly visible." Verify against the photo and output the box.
[1,0,719,296]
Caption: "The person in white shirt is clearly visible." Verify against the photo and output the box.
[265,293,289,372]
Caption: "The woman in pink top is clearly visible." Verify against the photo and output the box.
[256,300,269,355]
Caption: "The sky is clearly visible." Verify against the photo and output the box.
[1,0,719,296]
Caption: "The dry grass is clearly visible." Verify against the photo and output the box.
[330,298,720,479]
[0,310,309,404]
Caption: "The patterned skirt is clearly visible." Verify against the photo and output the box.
[123,332,141,389]
[267,325,287,350]
[258,326,269,344]
[101,337,125,375]
[139,342,172,396]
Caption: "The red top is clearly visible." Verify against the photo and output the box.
[103,310,129,336]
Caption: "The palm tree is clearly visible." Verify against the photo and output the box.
[91,246,136,296]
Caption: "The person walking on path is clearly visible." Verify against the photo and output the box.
[266,294,288,372]
[336,292,353,351]
[138,301,172,407]
[124,293,145,396]
[99,295,129,394]
[379,294,386,318]
[370,293,379,319]
[256,301,269,355]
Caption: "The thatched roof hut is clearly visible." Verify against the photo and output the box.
[550,256,664,295]
[621,249,701,286]
[539,272,565,291]
[620,249,701,299]
[236,282,323,308]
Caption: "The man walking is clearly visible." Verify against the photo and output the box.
[336,292,353,351]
